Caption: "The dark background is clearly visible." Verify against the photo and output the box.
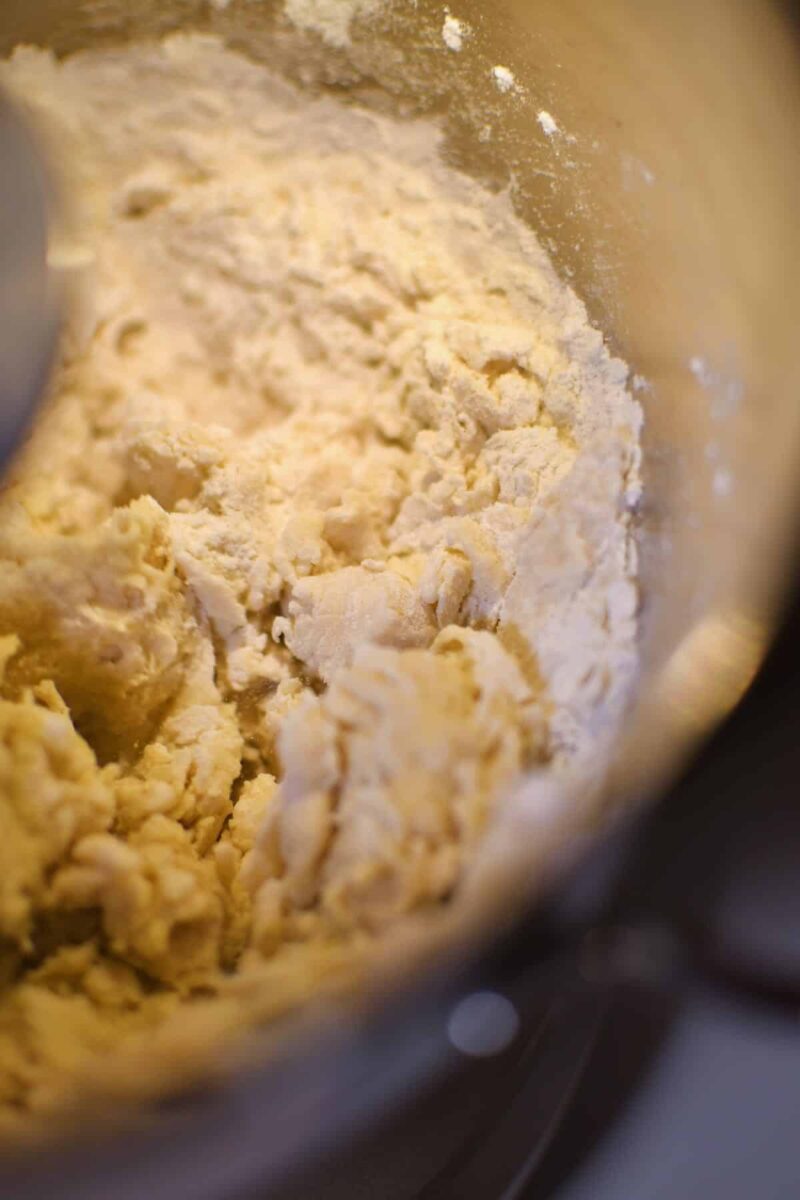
[530,587,800,1200]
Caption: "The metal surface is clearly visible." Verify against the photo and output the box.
[0,0,800,1195]
[0,87,56,467]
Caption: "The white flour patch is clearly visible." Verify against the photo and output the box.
[690,355,743,421]
[713,467,734,498]
[491,65,519,94]
[283,0,383,47]
[442,12,470,52]
[537,110,559,137]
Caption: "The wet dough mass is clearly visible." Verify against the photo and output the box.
[0,35,641,1124]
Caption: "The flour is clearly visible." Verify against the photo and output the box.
[537,110,559,138]
[492,64,520,94]
[0,33,641,1124]
[442,12,470,52]
[283,0,384,47]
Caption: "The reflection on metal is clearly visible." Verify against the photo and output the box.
[0,86,56,468]
[447,991,520,1058]
[658,612,767,737]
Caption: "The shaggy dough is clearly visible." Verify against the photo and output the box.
[0,35,642,1125]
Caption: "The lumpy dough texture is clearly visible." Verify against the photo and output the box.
[0,35,642,1124]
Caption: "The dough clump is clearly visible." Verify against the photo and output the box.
[0,35,641,1125]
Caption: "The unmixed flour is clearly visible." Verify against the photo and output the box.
[0,34,641,1124]
[283,0,384,47]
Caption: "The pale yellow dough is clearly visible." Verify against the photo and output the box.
[0,35,642,1125]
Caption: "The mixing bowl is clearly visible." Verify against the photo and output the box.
[0,2,799,1197]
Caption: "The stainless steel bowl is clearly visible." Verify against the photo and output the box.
[0,85,56,466]
[1,1,799,1196]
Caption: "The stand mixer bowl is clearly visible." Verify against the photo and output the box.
[0,2,799,1197]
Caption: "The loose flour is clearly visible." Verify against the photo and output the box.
[0,33,641,1126]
